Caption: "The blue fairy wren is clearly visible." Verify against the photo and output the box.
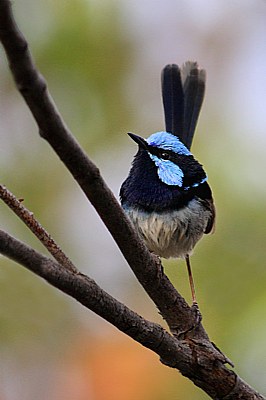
[120,62,215,304]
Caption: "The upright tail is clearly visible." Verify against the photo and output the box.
[161,62,206,150]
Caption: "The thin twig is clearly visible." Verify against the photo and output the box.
[0,184,77,273]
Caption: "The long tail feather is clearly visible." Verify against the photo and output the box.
[161,64,184,138]
[181,62,206,150]
[161,62,206,150]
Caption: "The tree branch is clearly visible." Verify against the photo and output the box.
[0,1,265,398]
[0,229,261,400]
[0,0,196,337]
[0,230,177,362]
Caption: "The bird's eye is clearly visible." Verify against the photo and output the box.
[161,152,170,160]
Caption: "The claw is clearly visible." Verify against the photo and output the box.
[191,301,202,326]
[174,302,202,339]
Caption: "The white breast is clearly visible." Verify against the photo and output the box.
[125,198,211,259]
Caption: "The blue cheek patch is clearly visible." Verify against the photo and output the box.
[148,153,184,186]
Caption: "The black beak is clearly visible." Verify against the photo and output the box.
[127,132,149,150]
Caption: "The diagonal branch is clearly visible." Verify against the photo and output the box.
[0,229,177,363]
[0,0,196,336]
[0,1,265,399]
[0,229,264,400]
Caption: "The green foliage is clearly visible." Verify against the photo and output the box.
[34,0,133,147]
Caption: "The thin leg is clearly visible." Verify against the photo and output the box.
[185,255,197,304]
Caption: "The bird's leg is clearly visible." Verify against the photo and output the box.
[174,256,202,339]
[185,255,202,325]
[185,254,197,304]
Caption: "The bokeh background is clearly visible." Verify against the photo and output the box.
[1,0,266,399]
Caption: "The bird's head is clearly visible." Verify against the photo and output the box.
[128,131,207,190]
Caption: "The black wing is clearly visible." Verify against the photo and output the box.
[161,62,206,150]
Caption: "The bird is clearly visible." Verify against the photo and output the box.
[120,62,215,305]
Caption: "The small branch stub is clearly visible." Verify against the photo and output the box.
[0,184,77,273]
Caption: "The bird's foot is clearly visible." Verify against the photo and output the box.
[174,302,202,340]
[191,301,202,326]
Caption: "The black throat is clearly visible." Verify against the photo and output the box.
[120,149,212,212]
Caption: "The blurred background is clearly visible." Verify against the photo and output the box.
[1,0,266,399]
